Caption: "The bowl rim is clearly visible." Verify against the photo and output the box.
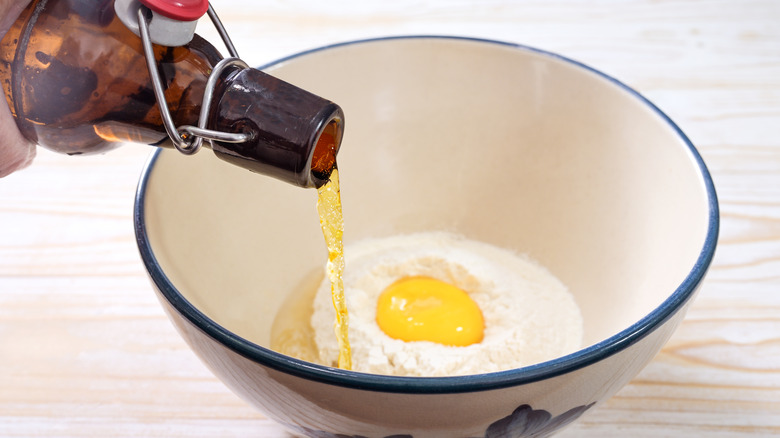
[134,35,719,394]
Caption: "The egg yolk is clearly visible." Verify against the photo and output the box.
[376,276,484,347]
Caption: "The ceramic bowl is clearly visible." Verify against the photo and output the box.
[134,36,718,437]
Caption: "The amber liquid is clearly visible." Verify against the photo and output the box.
[268,267,322,363]
[316,168,352,370]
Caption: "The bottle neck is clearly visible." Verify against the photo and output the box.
[209,67,344,188]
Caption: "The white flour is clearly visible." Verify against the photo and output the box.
[310,232,583,377]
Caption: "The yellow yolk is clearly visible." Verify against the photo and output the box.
[375,276,484,347]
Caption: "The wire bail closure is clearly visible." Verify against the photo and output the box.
[136,4,252,155]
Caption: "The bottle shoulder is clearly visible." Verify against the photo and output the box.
[0,0,222,153]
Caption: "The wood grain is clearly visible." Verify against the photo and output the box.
[1,0,778,436]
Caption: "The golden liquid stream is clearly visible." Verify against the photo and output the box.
[316,168,352,370]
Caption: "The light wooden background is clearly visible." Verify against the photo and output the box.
[1,0,778,436]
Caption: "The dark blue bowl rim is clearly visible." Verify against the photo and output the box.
[134,35,719,394]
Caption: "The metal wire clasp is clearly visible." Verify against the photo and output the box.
[136,4,252,155]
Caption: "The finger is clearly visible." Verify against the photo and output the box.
[0,98,35,178]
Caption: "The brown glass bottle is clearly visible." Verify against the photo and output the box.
[0,0,343,187]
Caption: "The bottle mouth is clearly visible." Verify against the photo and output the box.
[310,116,344,188]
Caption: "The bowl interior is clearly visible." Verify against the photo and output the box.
[141,37,711,360]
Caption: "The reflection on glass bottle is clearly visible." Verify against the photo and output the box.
[0,0,343,187]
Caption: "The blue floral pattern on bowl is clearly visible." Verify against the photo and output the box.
[483,402,596,438]
[288,401,595,438]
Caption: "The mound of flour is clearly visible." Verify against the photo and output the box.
[311,232,583,377]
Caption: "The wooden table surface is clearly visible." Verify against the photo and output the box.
[1,0,778,436]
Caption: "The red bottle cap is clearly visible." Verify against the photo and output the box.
[139,0,209,22]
